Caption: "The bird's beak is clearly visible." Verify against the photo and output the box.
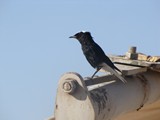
[69,35,76,39]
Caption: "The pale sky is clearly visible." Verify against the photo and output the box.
[0,0,160,120]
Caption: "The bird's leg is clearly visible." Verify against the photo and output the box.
[91,66,102,79]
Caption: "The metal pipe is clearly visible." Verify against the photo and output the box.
[52,71,160,120]
[87,70,160,120]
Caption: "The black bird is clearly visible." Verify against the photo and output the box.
[69,31,126,83]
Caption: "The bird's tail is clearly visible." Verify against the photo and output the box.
[99,63,127,83]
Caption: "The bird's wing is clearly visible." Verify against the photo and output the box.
[99,63,127,83]
[104,56,122,73]
[92,43,122,72]
[83,45,100,68]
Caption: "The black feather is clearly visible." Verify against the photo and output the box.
[69,31,126,83]
[70,31,121,71]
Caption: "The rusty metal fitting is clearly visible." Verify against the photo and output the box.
[125,46,138,60]
[129,46,137,53]
[62,80,77,94]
